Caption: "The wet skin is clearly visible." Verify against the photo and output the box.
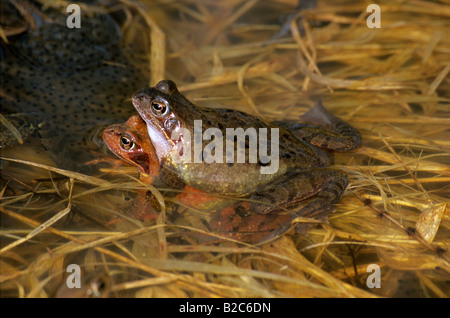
[103,115,292,242]
[103,115,160,185]
[131,80,361,240]
[103,115,229,219]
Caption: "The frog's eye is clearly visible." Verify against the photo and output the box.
[151,97,170,117]
[120,133,135,151]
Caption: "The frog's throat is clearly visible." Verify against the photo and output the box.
[145,121,174,163]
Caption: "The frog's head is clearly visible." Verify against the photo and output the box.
[103,115,159,178]
[132,80,195,162]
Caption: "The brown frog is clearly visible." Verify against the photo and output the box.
[103,115,292,242]
[131,80,361,241]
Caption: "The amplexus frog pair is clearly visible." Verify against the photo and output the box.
[104,80,361,242]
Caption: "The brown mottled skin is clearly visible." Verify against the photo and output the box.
[103,115,293,242]
[131,80,361,241]
[103,115,230,219]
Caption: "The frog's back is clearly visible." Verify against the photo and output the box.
[166,107,329,195]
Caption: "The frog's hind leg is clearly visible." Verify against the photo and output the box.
[291,170,349,235]
[251,169,348,214]
[251,169,349,242]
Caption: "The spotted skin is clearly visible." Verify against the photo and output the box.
[102,115,295,242]
[132,80,362,242]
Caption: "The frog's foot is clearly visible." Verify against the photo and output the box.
[274,100,361,151]
[250,169,348,215]
[209,202,292,243]
[209,167,348,243]
[131,190,159,220]
[257,170,349,243]
[270,0,318,40]
[265,198,338,242]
